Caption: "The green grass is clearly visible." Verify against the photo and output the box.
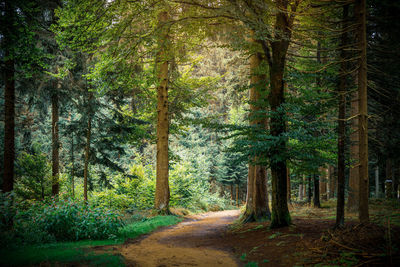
[0,215,182,266]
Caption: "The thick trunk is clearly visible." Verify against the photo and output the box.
[242,47,270,222]
[3,57,15,193]
[313,174,321,208]
[336,4,349,227]
[268,0,292,228]
[154,11,170,214]
[51,91,60,196]
[347,89,359,212]
[356,0,369,223]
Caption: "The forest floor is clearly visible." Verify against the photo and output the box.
[95,199,400,267]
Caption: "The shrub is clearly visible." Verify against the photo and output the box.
[0,196,125,247]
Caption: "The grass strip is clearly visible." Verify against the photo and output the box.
[0,215,182,266]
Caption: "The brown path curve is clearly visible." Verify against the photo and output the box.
[120,210,241,267]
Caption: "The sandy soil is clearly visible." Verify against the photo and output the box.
[119,210,241,267]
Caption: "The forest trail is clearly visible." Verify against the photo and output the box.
[120,210,241,267]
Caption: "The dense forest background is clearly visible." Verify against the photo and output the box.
[1,0,400,266]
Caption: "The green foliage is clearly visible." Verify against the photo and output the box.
[15,145,52,200]
[0,196,124,247]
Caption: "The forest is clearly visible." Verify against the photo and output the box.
[1,0,400,266]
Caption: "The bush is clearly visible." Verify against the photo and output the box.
[0,196,125,247]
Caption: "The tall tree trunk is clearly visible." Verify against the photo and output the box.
[299,183,303,201]
[236,184,239,207]
[303,174,307,199]
[356,0,369,223]
[336,4,349,227]
[313,174,321,208]
[230,184,234,204]
[51,90,60,196]
[267,0,294,228]
[242,45,270,222]
[3,56,15,193]
[348,89,359,212]
[83,93,93,203]
[154,10,170,214]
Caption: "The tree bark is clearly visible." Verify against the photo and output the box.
[375,166,379,198]
[287,167,291,203]
[154,10,170,214]
[83,93,93,203]
[243,47,270,222]
[51,89,60,196]
[313,174,321,208]
[356,0,369,223]
[328,165,336,199]
[307,175,312,204]
[236,184,239,207]
[347,88,359,212]
[386,158,393,198]
[320,168,328,201]
[268,0,292,228]
[336,4,349,227]
[303,174,307,199]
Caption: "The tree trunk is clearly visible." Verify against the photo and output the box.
[375,166,379,198]
[230,184,234,204]
[313,174,321,208]
[336,4,349,227]
[386,159,393,198]
[154,10,170,214]
[83,97,92,203]
[348,88,359,212]
[303,174,307,199]
[243,48,270,222]
[307,175,312,204]
[3,56,15,193]
[287,167,291,203]
[320,168,328,201]
[51,89,60,196]
[236,184,239,207]
[356,0,369,223]
[299,184,303,201]
[267,0,294,228]
[71,132,75,198]
[328,165,336,199]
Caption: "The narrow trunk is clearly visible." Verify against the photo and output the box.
[51,91,60,196]
[303,174,307,198]
[154,11,170,214]
[313,174,321,208]
[386,159,393,198]
[83,105,92,203]
[2,57,15,193]
[71,132,75,198]
[299,184,303,201]
[328,166,336,199]
[236,184,239,207]
[375,166,379,198]
[356,0,369,223]
[287,167,291,203]
[320,168,328,201]
[336,4,349,227]
[230,184,234,204]
[307,175,312,204]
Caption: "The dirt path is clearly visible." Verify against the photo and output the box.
[120,210,241,267]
